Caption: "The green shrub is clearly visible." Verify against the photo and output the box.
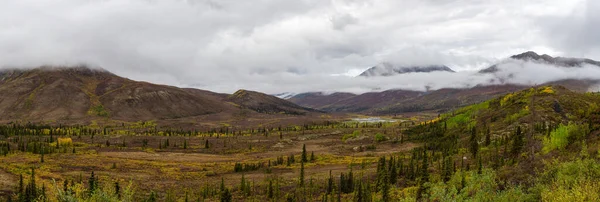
[342,130,361,142]
[374,133,387,142]
[543,123,589,153]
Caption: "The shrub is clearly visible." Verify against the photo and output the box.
[342,130,361,142]
[543,123,589,153]
[374,133,388,142]
[58,138,73,147]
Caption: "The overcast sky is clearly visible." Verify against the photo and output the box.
[1,0,599,94]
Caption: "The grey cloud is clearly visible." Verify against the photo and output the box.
[0,0,594,94]
[330,13,358,30]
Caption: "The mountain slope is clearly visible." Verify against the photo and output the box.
[359,63,454,77]
[289,81,599,115]
[0,66,316,123]
[479,51,600,73]
[288,92,356,109]
[227,90,316,115]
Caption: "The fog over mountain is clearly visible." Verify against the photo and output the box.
[1,0,599,94]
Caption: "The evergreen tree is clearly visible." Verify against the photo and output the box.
[88,171,97,195]
[220,177,225,193]
[310,151,316,162]
[510,126,524,159]
[376,156,386,192]
[469,127,479,158]
[299,161,305,187]
[268,180,274,199]
[327,170,333,194]
[301,144,308,163]
[421,150,429,182]
[40,147,44,163]
[477,156,483,174]
[146,191,157,202]
[381,172,390,202]
[485,127,491,146]
[18,174,24,195]
[115,182,121,199]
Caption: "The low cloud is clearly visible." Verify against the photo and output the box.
[0,0,595,94]
[197,60,600,94]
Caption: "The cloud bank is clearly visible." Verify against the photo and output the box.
[0,0,597,94]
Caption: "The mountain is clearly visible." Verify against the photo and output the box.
[358,63,455,77]
[227,90,316,115]
[288,80,600,115]
[272,92,297,99]
[479,51,600,73]
[289,85,523,114]
[288,92,356,110]
[0,66,317,124]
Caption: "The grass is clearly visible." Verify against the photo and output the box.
[88,104,110,117]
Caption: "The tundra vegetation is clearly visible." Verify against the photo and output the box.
[1,86,600,202]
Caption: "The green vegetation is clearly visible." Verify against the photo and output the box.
[1,85,600,201]
[445,100,488,129]
[342,130,361,142]
[375,133,388,142]
[543,123,589,153]
[89,104,110,117]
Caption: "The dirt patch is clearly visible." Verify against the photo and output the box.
[100,151,238,163]
[0,168,16,197]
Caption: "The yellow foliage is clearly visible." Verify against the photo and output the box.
[500,93,514,106]
[540,86,555,94]
[57,138,73,146]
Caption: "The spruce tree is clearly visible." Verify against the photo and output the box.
[18,174,24,195]
[477,156,483,174]
[301,144,308,163]
[327,170,333,194]
[381,172,390,202]
[485,127,491,146]
[88,171,97,195]
[299,161,305,187]
[510,126,524,159]
[421,150,429,182]
[220,188,232,202]
[268,180,274,199]
[115,182,121,199]
[469,127,479,158]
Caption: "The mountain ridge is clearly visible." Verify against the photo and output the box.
[0,66,317,124]
[358,63,455,77]
[479,51,600,73]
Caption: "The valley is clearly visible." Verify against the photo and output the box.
[1,81,600,201]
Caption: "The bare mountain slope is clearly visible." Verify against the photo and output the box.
[227,90,317,115]
[0,66,316,123]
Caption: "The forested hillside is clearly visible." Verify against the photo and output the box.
[1,86,599,202]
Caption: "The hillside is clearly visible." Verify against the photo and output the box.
[287,92,356,109]
[0,66,318,124]
[480,51,600,73]
[397,85,600,201]
[289,80,599,115]
[227,89,316,115]
[358,63,454,77]
[289,84,526,114]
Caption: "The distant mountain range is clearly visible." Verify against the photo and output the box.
[2,51,599,125]
[287,51,600,114]
[358,63,454,77]
[479,51,600,73]
[0,66,315,125]
[272,92,298,99]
